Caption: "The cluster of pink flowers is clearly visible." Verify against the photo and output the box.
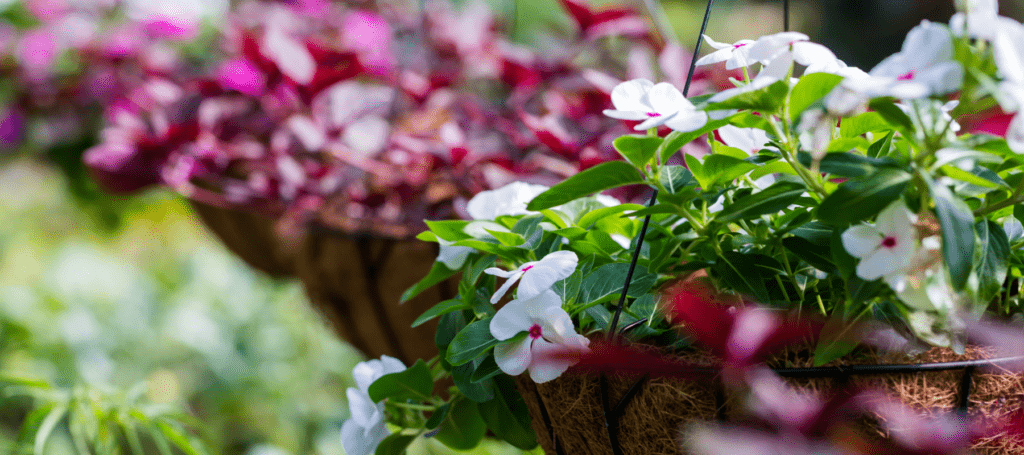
[0,0,217,151]
[81,0,727,236]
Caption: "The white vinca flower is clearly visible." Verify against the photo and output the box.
[841,201,918,288]
[340,356,406,455]
[603,79,706,132]
[465,181,549,220]
[866,20,964,99]
[746,31,839,69]
[709,52,794,105]
[485,250,578,303]
[695,35,757,69]
[489,290,590,383]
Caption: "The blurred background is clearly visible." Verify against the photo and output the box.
[1,0,1023,454]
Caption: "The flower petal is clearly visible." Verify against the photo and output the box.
[491,298,533,340]
[610,79,655,112]
[664,110,709,133]
[494,337,532,376]
[1009,113,1024,153]
[602,109,650,121]
[517,251,578,300]
[841,225,882,259]
[528,338,574,383]
[490,270,525,303]
[856,249,901,281]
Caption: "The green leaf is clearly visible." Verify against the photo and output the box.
[577,204,645,229]
[452,362,494,402]
[478,375,538,450]
[840,112,891,138]
[446,319,499,366]
[713,252,782,304]
[470,355,503,383]
[579,263,657,304]
[658,117,733,163]
[402,263,460,303]
[425,220,472,241]
[714,181,805,222]
[866,130,895,158]
[376,434,417,455]
[975,220,1010,301]
[659,165,695,194]
[796,150,899,178]
[436,311,466,351]
[817,169,911,225]
[486,229,526,247]
[412,299,469,328]
[614,135,663,168]
[813,317,860,366]
[782,236,835,273]
[511,215,545,250]
[941,165,1005,190]
[368,360,434,402]
[928,177,975,290]
[706,80,790,113]
[425,403,450,429]
[553,226,588,240]
[527,161,645,210]
[34,404,66,455]
[156,421,202,455]
[688,154,757,189]
[867,99,914,133]
[789,73,844,121]
[434,397,487,451]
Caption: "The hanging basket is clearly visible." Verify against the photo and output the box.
[515,346,1024,455]
[189,202,454,364]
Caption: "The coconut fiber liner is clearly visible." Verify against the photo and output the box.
[514,346,1024,455]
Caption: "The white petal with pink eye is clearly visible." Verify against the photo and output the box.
[633,83,686,130]
[842,225,882,258]
[718,125,772,155]
[494,336,532,376]
[490,298,534,340]
[539,303,579,344]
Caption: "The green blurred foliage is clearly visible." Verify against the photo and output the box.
[0,159,361,455]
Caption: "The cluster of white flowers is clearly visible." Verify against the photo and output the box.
[339,356,407,455]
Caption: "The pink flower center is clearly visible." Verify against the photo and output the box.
[522,265,534,272]
[646,112,661,117]
[734,43,748,48]
[528,324,543,339]
[897,71,915,81]
[881,236,897,248]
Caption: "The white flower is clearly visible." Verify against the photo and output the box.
[695,35,757,69]
[717,125,771,155]
[437,239,473,270]
[489,290,590,383]
[746,31,839,69]
[340,356,406,455]
[1008,113,1024,153]
[602,79,704,131]
[709,52,793,104]
[993,20,1024,85]
[841,201,918,285]
[867,21,964,99]
[949,0,1015,42]
[484,250,578,304]
[465,181,549,220]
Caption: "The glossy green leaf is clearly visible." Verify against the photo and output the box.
[402,263,460,303]
[782,236,835,273]
[789,73,843,121]
[797,151,899,178]
[527,161,645,210]
[840,112,891,138]
[579,263,657,304]
[425,403,450,430]
[659,165,695,194]
[412,299,469,328]
[867,99,914,132]
[425,220,472,241]
[817,169,910,225]
[452,362,494,403]
[434,397,487,451]
[368,359,434,402]
[975,220,1010,301]
[713,252,782,304]
[658,117,733,163]
[614,135,663,168]
[714,181,805,222]
[478,375,538,450]
[928,177,975,290]
[446,319,499,366]
[866,130,895,158]
[706,80,790,113]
